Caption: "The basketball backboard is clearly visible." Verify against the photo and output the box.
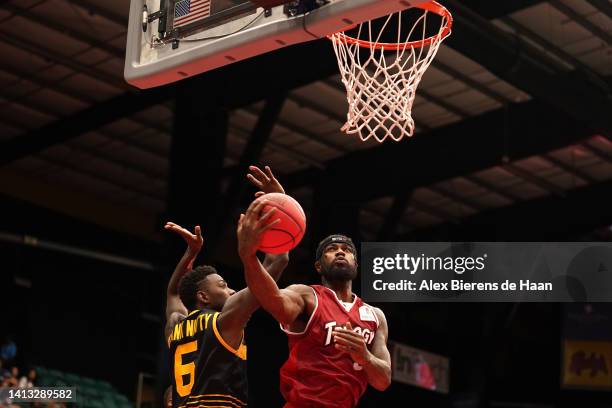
[124,0,429,89]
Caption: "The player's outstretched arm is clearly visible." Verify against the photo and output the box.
[216,199,290,350]
[239,164,297,323]
[217,253,295,350]
[237,199,306,326]
[163,222,203,337]
[215,167,292,349]
[240,255,306,326]
[216,246,289,348]
[247,164,290,278]
[216,261,291,353]
[333,308,392,391]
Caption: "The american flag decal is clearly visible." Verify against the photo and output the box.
[173,0,211,28]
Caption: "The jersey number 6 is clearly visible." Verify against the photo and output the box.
[174,340,198,397]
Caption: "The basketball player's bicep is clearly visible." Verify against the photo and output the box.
[262,252,289,281]
[372,309,391,364]
[220,288,258,325]
[166,295,188,320]
[275,286,307,325]
[165,312,185,340]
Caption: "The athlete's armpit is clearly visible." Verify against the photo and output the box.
[272,284,315,327]
[165,312,186,345]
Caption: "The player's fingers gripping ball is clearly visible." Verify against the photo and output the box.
[256,193,306,254]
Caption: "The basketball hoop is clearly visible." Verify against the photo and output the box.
[328,1,453,142]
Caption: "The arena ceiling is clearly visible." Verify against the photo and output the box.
[0,0,610,252]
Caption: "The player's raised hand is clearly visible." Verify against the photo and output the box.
[237,199,280,258]
[247,165,285,197]
[164,222,204,254]
[332,323,370,366]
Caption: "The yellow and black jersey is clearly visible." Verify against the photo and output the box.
[168,309,247,408]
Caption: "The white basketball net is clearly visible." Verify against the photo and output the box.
[330,4,452,142]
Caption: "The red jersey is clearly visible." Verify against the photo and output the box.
[280,285,380,408]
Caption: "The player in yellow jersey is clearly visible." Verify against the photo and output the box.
[164,166,288,408]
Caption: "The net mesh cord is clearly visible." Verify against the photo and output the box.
[330,7,451,142]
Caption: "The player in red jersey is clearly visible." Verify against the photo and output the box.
[237,193,391,407]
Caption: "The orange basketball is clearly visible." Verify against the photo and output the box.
[257,193,306,254]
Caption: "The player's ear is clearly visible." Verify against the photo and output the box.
[197,290,209,305]
[314,260,321,274]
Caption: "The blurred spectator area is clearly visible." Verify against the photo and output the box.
[34,366,133,408]
[0,359,133,408]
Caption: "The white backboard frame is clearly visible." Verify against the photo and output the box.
[125,0,428,89]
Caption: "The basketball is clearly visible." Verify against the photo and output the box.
[257,193,306,254]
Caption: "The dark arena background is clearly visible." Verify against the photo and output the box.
[0,0,611,407]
